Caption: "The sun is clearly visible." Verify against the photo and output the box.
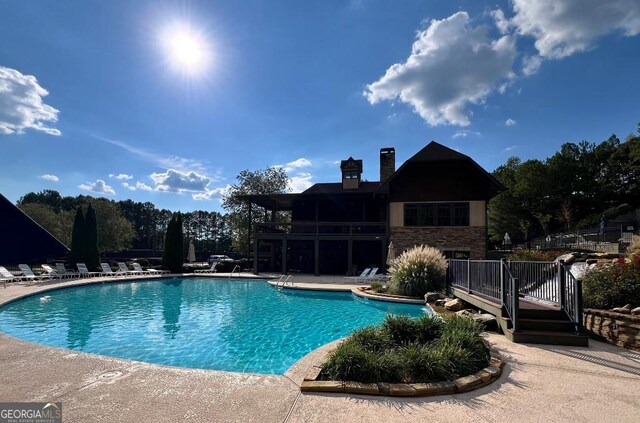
[162,25,211,76]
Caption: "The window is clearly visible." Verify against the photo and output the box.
[443,250,471,259]
[343,170,359,179]
[403,202,469,226]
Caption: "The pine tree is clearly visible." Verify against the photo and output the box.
[68,206,85,267]
[84,204,100,271]
[162,213,185,273]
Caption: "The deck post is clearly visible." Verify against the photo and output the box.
[253,239,259,274]
[558,260,566,311]
[500,258,506,306]
[575,279,583,333]
[512,277,520,331]
[347,239,353,275]
[466,259,471,293]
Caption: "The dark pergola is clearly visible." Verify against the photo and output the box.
[0,193,69,264]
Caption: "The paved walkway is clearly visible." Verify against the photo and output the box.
[1,278,639,422]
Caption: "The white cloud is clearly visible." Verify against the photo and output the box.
[508,0,640,59]
[452,130,481,139]
[150,169,211,194]
[109,173,133,180]
[122,180,154,192]
[79,179,116,196]
[365,12,517,127]
[136,181,153,191]
[40,174,59,182]
[275,158,313,173]
[521,54,543,75]
[192,185,231,201]
[289,173,314,193]
[504,145,518,151]
[0,66,61,136]
[505,118,517,126]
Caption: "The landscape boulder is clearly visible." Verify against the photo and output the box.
[474,313,498,331]
[444,298,465,312]
[424,292,443,303]
[611,304,633,314]
[632,307,640,316]
[455,309,478,318]
[555,253,577,265]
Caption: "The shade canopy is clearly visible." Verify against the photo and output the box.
[0,193,69,264]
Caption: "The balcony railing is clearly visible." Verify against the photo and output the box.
[255,221,386,236]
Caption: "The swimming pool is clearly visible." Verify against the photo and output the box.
[0,278,429,374]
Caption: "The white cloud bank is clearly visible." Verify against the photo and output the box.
[365,12,517,126]
[79,179,116,196]
[149,168,228,200]
[505,118,517,126]
[0,66,61,136]
[40,174,59,182]
[365,1,640,126]
[509,0,640,59]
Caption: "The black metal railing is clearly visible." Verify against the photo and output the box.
[447,258,583,334]
[255,221,386,236]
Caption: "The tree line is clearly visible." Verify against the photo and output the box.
[17,190,233,254]
[488,124,640,245]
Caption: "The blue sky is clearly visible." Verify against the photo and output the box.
[1,0,639,211]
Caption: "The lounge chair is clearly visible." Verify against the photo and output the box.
[132,263,162,275]
[194,263,217,273]
[41,264,68,279]
[0,266,18,287]
[56,263,79,278]
[356,267,379,284]
[100,263,120,277]
[76,263,100,277]
[117,262,139,275]
[18,264,53,283]
[347,268,371,281]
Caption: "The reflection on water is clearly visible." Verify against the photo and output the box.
[162,280,183,338]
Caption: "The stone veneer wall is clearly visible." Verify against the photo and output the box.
[390,227,487,259]
[583,309,640,352]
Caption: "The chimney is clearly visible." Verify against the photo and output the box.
[340,157,363,190]
[380,147,395,183]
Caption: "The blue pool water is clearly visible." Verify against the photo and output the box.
[0,278,429,374]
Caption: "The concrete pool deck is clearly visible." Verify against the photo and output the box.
[1,277,639,422]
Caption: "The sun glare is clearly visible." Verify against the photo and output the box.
[162,25,211,76]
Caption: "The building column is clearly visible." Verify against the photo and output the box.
[314,237,320,276]
[282,238,287,274]
[347,239,353,275]
[381,240,387,272]
[253,239,259,274]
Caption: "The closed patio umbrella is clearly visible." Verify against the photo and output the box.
[386,242,396,266]
[188,241,196,263]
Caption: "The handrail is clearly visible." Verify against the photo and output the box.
[229,265,241,279]
[559,260,583,333]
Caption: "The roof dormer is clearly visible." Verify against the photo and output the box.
[340,157,363,190]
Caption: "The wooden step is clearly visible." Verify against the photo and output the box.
[518,308,567,320]
[518,318,576,332]
[506,329,589,346]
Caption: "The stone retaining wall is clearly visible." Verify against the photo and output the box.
[583,309,640,352]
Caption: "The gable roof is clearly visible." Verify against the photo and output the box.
[380,141,504,193]
[0,193,69,264]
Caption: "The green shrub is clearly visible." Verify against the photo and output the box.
[321,314,489,384]
[415,314,445,344]
[381,314,419,345]
[388,245,447,297]
[349,327,392,353]
[507,248,569,262]
[582,262,640,309]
